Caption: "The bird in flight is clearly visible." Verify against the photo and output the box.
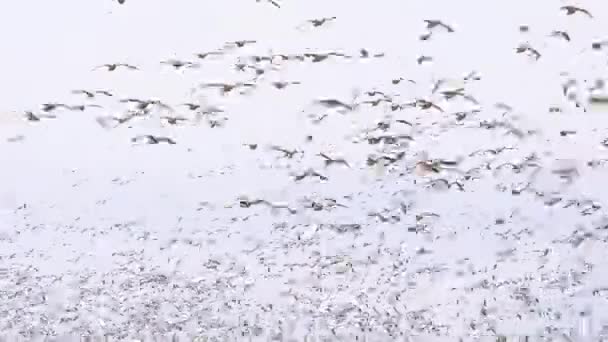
[392,77,416,85]
[131,135,176,145]
[292,168,328,181]
[515,43,541,60]
[257,0,280,8]
[72,89,113,98]
[160,59,199,70]
[120,98,173,112]
[161,116,189,125]
[225,40,257,49]
[415,99,444,112]
[67,104,103,111]
[298,16,337,29]
[24,111,56,121]
[93,63,138,71]
[194,51,224,60]
[359,49,385,59]
[417,55,433,65]
[550,30,571,42]
[269,145,301,159]
[41,103,71,112]
[314,98,354,112]
[424,20,455,33]
[560,5,593,18]
[303,52,349,63]
[180,103,201,111]
[200,82,256,96]
[318,153,351,168]
[271,81,301,90]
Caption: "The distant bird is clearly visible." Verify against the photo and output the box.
[24,111,55,121]
[160,59,199,70]
[590,94,608,104]
[67,104,103,111]
[269,145,301,158]
[591,40,608,50]
[238,197,297,214]
[116,0,125,3]
[161,116,188,125]
[360,49,385,59]
[71,89,95,98]
[367,151,405,166]
[424,20,455,32]
[180,103,201,111]
[194,51,224,60]
[243,143,258,150]
[367,134,413,145]
[494,102,514,112]
[314,99,354,112]
[318,153,351,168]
[302,16,337,28]
[364,90,389,98]
[440,88,479,104]
[515,43,541,60]
[519,25,530,33]
[360,98,392,107]
[431,79,446,94]
[550,30,571,41]
[419,32,433,41]
[416,99,444,112]
[120,98,173,111]
[293,168,328,181]
[463,71,482,82]
[41,103,70,112]
[425,178,464,191]
[225,40,257,48]
[257,0,280,8]
[304,52,348,63]
[560,5,593,18]
[131,135,176,145]
[271,81,301,89]
[396,119,414,126]
[200,82,256,96]
[95,113,136,128]
[95,90,113,97]
[93,63,138,71]
[417,55,433,65]
[392,77,415,85]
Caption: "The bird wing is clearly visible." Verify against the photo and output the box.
[268,0,281,8]
[581,8,593,17]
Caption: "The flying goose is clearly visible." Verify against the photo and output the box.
[93,63,138,71]
[423,19,454,32]
[131,135,176,145]
[560,5,593,18]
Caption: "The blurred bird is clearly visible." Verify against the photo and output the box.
[131,135,176,145]
[93,63,138,71]
[560,5,593,18]
[424,19,455,32]
[257,0,280,8]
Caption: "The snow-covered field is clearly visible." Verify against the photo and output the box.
[1,0,608,340]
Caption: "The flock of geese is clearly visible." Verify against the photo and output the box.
[4,0,608,339]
